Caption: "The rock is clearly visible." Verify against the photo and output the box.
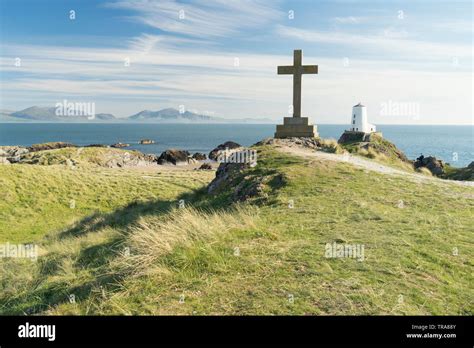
[143,154,158,163]
[102,151,156,168]
[19,146,157,168]
[192,152,207,160]
[207,161,284,202]
[254,137,320,149]
[111,143,130,148]
[139,139,155,145]
[28,142,75,152]
[208,141,242,161]
[443,161,474,181]
[85,144,108,148]
[208,162,249,195]
[254,138,276,146]
[0,146,29,157]
[414,155,445,176]
[233,175,266,202]
[157,149,190,165]
[0,146,29,163]
[198,163,213,170]
[338,131,383,144]
[0,157,10,165]
[339,134,410,163]
[338,131,365,144]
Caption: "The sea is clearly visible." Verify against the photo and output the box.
[0,123,472,167]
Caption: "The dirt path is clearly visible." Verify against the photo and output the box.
[277,145,474,188]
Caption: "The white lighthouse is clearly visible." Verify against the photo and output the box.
[350,103,376,133]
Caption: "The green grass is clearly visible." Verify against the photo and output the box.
[0,145,473,315]
[340,136,414,172]
[0,164,213,243]
[443,164,474,181]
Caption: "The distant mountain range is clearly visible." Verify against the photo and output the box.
[0,106,275,124]
[3,106,115,122]
[128,108,216,122]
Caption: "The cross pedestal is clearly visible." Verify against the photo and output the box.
[275,116,318,138]
[274,49,319,138]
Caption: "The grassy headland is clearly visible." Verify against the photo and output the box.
[0,144,472,315]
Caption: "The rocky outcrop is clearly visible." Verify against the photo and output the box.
[139,139,155,145]
[1,143,157,168]
[85,144,108,148]
[0,146,29,163]
[28,142,76,152]
[143,154,158,163]
[17,146,157,168]
[208,163,252,198]
[338,131,364,144]
[0,156,11,165]
[111,143,130,148]
[208,141,242,161]
[255,137,321,149]
[414,155,445,176]
[337,131,383,144]
[338,134,410,163]
[207,161,285,202]
[198,163,213,170]
[101,151,155,168]
[360,140,410,163]
[192,152,207,160]
[443,161,474,181]
[157,149,190,165]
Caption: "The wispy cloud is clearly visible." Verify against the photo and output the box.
[276,25,472,61]
[0,0,472,124]
[2,37,471,125]
[332,16,363,24]
[434,19,474,33]
[106,0,283,39]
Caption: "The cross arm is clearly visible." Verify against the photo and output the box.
[277,66,294,75]
[302,65,318,74]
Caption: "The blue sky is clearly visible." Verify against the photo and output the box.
[0,0,472,124]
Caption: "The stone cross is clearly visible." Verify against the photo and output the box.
[277,49,318,118]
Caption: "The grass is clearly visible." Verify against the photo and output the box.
[443,164,474,181]
[340,137,416,172]
[319,139,345,154]
[0,145,473,315]
[0,164,213,243]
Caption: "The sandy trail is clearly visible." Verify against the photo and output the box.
[277,145,474,188]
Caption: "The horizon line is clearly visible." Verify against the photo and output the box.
[0,122,472,126]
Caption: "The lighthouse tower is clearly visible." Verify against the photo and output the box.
[350,103,376,133]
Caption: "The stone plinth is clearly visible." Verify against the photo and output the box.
[274,117,318,138]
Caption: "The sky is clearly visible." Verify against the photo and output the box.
[0,0,472,124]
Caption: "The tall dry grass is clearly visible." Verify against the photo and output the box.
[416,166,433,176]
[320,139,344,154]
[115,205,259,276]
